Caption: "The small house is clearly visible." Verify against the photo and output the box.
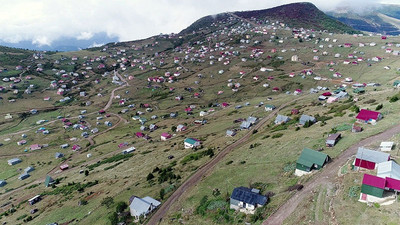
[299,115,316,126]
[380,142,394,152]
[0,180,6,187]
[129,196,161,220]
[360,174,385,200]
[122,146,136,154]
[230,187,268,214]
[24,166,35,173]
[295,148,330,176]
[176,124,187,132]
[55,152,64,159]
[352,123,363,133]
[274,114,290,125]
[44,175,55,187]
[326,133,341,147]
[60,144,69,149]
[184,138,201,149]
[356,109,382,124]
[30,144,42,151]
[60,164,69,170]
[72,145,81,151]
[28,195,41,205]
[354,147,390,170]
[161,133,172,141]
[265,104,276,111]
[19,172,30,180]
[17,140,27,145]
[377,161,400,180]
[226,130,236,137]
[8,158,21,165]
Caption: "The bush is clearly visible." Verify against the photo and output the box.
[389,96,399,103]
[375,104,383,110]
[272,133,283,139]
[147,173,155,181]
[101,196,114,208]
[226,160,233,165]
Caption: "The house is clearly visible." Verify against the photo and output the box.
[8,158,21,165]
[295,148,330,176]
[274,114,290,125]
[226,130,236,137]
[184,138,201,149]
[24,166,35,173]
[230,187,268,214]
[30,144,42,151]
[72,145,81,151]
[122,146,136,154]
[28,195,42,205]
[265,104,276,111]
[60,164,69,170]
[17,140,27,145]
[291,109,299,115]
[354,147,390,170]
[160,133,172,141]
[380,142,394,152]
[393,80,400,88]
[44,175,55,187]
[55,152,64,159]
[0,180,6,187]
[19,172,30,180]
[199,111,208,117]
[360,174,386,200]
[352,123,363,133]
[240,121,252,130]
[299,115,316,126]
[356,109,382,124]
[377,161,400,180]
[176,124,187,132]
[60,143,69,149]
[326,133,341,147]
[129,196,161,220]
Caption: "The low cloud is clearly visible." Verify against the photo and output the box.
[0,0,396,46]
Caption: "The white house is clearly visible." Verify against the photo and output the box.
[184,138,201,149]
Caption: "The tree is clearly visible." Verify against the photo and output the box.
[84,170,89,176]
[147,173,155,181]
[115,201,128,213]
[171,126,177,132]
[101,196,114,208]
[108,212,118,225]
[160,188,165,200]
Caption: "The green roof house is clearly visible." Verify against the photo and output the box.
[44,175,55,187]
[295,148,330,176]
[353,88,365,94]
[394,80,400,87]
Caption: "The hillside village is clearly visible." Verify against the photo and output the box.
[1,3,400,225]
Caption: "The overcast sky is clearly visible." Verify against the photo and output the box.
[0,0,398,47]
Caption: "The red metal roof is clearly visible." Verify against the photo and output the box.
[356,109,381,121]
[362,174,386,189]
[385,177,400,191]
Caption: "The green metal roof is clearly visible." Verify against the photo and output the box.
[361,184,384,198]
[184,138,199,145]
[296,148,328,169]
[44,175,54,187]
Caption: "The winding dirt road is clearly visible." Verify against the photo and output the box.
[263,123,400,225]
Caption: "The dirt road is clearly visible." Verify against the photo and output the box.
[263,123,400,225]
[147,95,309,225]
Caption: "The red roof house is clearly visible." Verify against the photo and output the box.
[161,132,172,141]
[356,109,382,123]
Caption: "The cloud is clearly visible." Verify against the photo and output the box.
[0,0,395,47]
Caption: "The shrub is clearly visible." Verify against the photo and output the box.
[115,201,128,213]
[226,160,233,165]
[389,96,399,103]
[101,196,114,208]
[375,104,383,110]
[272,133,283,139]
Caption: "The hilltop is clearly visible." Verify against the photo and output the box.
[181,2,358,35]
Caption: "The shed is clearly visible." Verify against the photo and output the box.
[265,104,276,111]
[354,147,390,170]
[380,142,394,152]
[295,148,329,176]
[326,133,341,147]
[226,130,236,137]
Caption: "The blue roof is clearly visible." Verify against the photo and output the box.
[230,187,267,206]
[19,172,30,180]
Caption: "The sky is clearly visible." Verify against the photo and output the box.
[0,0,398,48]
